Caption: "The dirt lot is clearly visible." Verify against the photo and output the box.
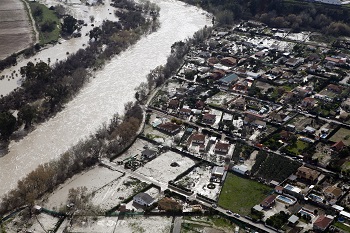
[136,151,196,184]
[0,0,33,60]
[69,216,172,233]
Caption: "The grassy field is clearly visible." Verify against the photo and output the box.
[218,173,272,215]
[330,128,350,146]
[285,140,309,155]
[28,1,60,44]
[334,222,350,232]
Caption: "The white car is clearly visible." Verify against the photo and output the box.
[226,210,233,215]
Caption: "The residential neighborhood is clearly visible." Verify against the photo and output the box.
[3,20,350,233]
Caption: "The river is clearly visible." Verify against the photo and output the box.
[0,0,211,197]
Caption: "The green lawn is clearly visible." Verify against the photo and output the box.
[28,1,60,44]
[218,173,272,215]
[330,128,350,146]
[285,140,309,155]
[334,222,350,232]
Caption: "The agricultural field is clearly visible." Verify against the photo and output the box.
[218,173,271,215]
[251,152,301,182]
[0,0,33,60]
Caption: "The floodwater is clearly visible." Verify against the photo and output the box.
[0,0,33,60]
[0,0,117,96]
[0,0,211,197]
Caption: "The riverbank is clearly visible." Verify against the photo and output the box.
[0,0,211,199]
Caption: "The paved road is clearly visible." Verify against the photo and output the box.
[173,216,182,233]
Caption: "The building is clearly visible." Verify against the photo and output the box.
[211,166,225,178]
[331,141,345,152]
[221,57,237,66]
[288,215,299,226]
[168,99,179,109]
[301,97,317,109]
[141,149,157,160]
[202,113,216,125]
[214,142,230,154]
[156,122,181,135]
[179,108,192,116]
[133,193,155,207]
[232,164,249,175]
[275,186,284,194]
[285,58,303,67]
[260,195,276,209]
[313,215,333,232]
[323,186,342,200]
[218,73,239,87]
[190,134,205,145]
[296,166,320,183]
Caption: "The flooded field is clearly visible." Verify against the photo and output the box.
[0,0,33,60]
[0,0,212,197]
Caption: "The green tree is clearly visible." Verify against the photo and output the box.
[0,112,17,140]
[62,15,77,35]
[18,105,37,129]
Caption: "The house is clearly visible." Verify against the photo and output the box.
[232,164,249,175]
[323,186,342,200]
[214,142,230,154]
[210,69,226,80]
[141,149,157,160]
[296,166,320,183]
[232,81,249,93]
[301,97,317,109]
[269,111,288,123]
[202,113,216,125]
[251,119,266,129]
[288,215,299,226]
[168,99,179,109]
[275,186,284,194]
[280,130,292,141]
[285,58,303,67]
[157,122,181,135]
[179,108,191,116]
[313,215,333,232]
[195,100,205,109]
[232,97,246,110]
[304,126,316,135]
[211,166,225,178]
[133,193,155,206]
[207,57,220,66]
[218,73,239,88]
[190,134,205,145]
[324,56,346,65]
[221,57,237,66]
[326,84,342,94]
[331,141,345,152]
[260,195,276,209]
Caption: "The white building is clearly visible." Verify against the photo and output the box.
[133,193,155,207]
[232,165,249,175]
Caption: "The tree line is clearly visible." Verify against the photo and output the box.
[0,25,213,217]
[0,0,160,141]
[182,0,350,36]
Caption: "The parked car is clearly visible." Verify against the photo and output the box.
[212,204,217,208]
[234,213,240,218]
[226,210,233,215]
